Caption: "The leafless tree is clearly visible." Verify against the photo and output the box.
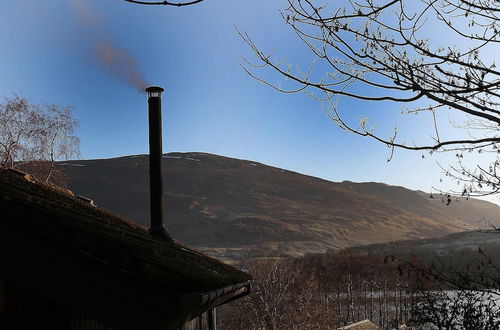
[221,253,419,329]
[0,95,80,184]
[241,0,499,197]
[222,258,330,330]
[399,251,500,330]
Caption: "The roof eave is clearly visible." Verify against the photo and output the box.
[179,280,251,322]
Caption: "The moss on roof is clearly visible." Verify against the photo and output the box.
[0,168,250,292]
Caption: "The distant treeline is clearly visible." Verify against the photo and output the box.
[220,249,500,329]
[221,251,422,329]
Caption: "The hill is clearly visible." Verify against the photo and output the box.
[347,229,500,262]
[344,230,500,281]
[60,152,500,261]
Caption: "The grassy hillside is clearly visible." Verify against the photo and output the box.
[60,152,500,261]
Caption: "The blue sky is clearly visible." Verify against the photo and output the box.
[0,0,485,197]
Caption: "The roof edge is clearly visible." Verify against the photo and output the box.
[179,280,251,321]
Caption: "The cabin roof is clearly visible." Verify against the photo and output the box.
[0,167,250,291]
[0,167,252,329]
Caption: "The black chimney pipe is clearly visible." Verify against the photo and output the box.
[145,86,173,242]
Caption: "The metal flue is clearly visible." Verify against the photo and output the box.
[145,86,173,242]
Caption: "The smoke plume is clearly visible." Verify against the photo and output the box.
[70,0,149,92]
[94,41,148,92]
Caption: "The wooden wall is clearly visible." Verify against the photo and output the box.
[70,312,112,330]
[0,278,4,312]
[180,308,216,330]
[1,282,70,329]
[0,279,220,330]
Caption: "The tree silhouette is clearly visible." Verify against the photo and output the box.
[0,95,80,185]
[122,0,205,6]
[241,0,499,196]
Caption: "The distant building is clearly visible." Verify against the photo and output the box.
[337,319,380,330]
[0,168,250,330]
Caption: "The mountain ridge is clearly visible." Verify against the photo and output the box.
[60,152,500,261]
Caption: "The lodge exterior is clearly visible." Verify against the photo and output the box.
[0,168,251,329]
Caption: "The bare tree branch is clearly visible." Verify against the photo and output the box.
[122,0,206,7]
[0,95,80,185]
[241,0,500,195]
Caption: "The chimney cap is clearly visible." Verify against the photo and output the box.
[145,86,164,93]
